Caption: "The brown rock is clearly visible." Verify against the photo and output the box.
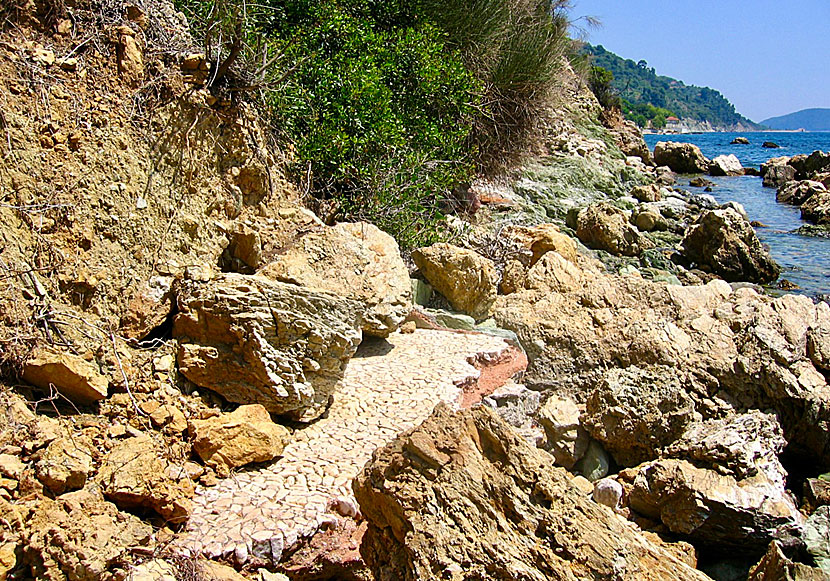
[411,244,498,319]
[189,404,290,477]
[681,208,781,283]
[22,346,108,404]
[97,435,193,523]
[801,191,830,225]
[279,519,370,581]
[503,223,578,266]
[804,479,830,514]
[631,184,663,202]
[575,202,655,257]
[174,273,363,421]
[653,142,710,174]
[115,27,143,86]
[777,180,827,206]
[762,158,797,188]
[629,459,803,553]
[748,541,830,581]
[35,437,93,494]
[353,404,710,580]
[260,222,411,337]
[537,395,589,469]
[119,276,174,341]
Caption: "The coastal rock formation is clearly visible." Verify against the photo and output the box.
[260,222,411,338]
[631,183,663,202]
[354,404,710,581]
[411,244,499,319]
[653,141,710,174]
[801,191,830,225]
[575,202,655,256]
[601,108,653,164]
[731,137,750,145]
[503,223,578,265]
[762,157,798,187]
[778,180,827,206]
[173,273,363,421]
[680,208,781,283]
[709,154,744,176]
[188,405,291,477]
[629,458,803,552]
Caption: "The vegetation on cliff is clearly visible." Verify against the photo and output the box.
[178,0,576,247]
[583,44,760,130]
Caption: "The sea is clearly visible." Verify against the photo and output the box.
[643,132,830,297]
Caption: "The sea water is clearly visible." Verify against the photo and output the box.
[644,132,830,297]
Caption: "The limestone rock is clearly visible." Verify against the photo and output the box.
[777,180,827,206]
[189,404,290,477]
[174,273,363,421]
[119,276,175,341]
[35,437,93,494]
[631,184,663,202]
[260,222,411,337]
[629,459,803,553]
[749,541,830,581]
[583,365,700,466]
[804,479,830,514]
[634,209,666,232]
[801,191,830,225]
[411,244,498,319]
[602,108,653,164]
[575,202,655,257]
[22,346,108,404]
[710,154,744,176]
[128,559,177,581]
[537,395,589,469]
[503,223,578,265]
[19,490,152,581]
[115,26,143,86]
[593,477,624,509]
[354,404,710,580]
[762,158,797,188]
[653,141,710,174]
[681,208,781,283]
[805,506,830,573]
[97,435,193,523]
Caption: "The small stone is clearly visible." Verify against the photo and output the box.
[593,478,624,509]
[570,475,594,495]
[136,196,148,209]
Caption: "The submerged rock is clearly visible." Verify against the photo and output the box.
[354,404,710,580]
[681,208,781,283]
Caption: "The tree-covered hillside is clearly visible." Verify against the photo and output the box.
[583,44,760,130]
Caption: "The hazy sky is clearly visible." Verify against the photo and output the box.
[571,0,829,122]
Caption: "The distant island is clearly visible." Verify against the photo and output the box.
[583,44,761,132]
[762,108,830,131]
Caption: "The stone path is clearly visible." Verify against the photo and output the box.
[176,329,517,565]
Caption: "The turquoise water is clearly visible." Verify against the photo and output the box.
[644,132,830,297]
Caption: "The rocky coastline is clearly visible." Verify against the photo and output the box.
[1,2,830,581]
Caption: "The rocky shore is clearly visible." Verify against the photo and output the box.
[1,1,830,581]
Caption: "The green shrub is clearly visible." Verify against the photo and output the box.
[588,66,621,111]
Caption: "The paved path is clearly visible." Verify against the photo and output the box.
[177,329,515,565]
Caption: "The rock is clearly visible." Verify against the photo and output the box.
[805,506,830,573]
[22,346,108,404]
[173,273,363,421]
[278,519,369,581]
[97,435,193,523]
[764,142,781,149]
[634,209,665,232]
[353,404,710,580]
[411,244,498,319]
[260,222,411,337]
[631,184,663,202]
[690,176,715,188]
[19,490,152,581]
[681,208,781,283]
[482,383,542,433]
[115,26,143,86]
[748,541,830,581]
[722,200,750,221]
[764,163,798,188]
[629,459,803,553]
[710,154,744,176]
[804,479,830,514]
[410,278,432,307]
[801,191,830,225]
[791,151,830,179]
[423,308,476,331]
[689,193,719,209]
[128,559,177,581]
[655,165,678,185]
[601,108,653,164]
[503,223,578,266]
[537,395,589,469]
[120,276,175,341]
[665,411,788,484]
[0,455,24,482]
[575,202,655,257]
[189,404,290,477]
[778,180,827,206]
[583,365,699,466]
[574,440,610,481]
[732,137,750,145]
[593,477,623,509]
[35,437,93,494]
[654,141,710,174]
[199,560,249,580]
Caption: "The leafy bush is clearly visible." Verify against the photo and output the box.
[588,65,620,111]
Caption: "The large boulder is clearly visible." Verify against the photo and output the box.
[22,346,108,404]
[631,184,663,202]
[173,273,363,421]
[709,154,744,176]
[582,365,700,466]
[778,180,827,206]
[654,141,710,174]
[762,158,797,188]
[681,208,781,283]
[411,244,498,319]
[260,222,411,337]
[629,458,803,553]
[188,404,291,477]
[97,435,193,523]
[790,150,830,179]
[801,191,830,225]
[353,404,710,581]
[575,202,655,257]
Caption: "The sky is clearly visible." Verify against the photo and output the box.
[571,0,829,123]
